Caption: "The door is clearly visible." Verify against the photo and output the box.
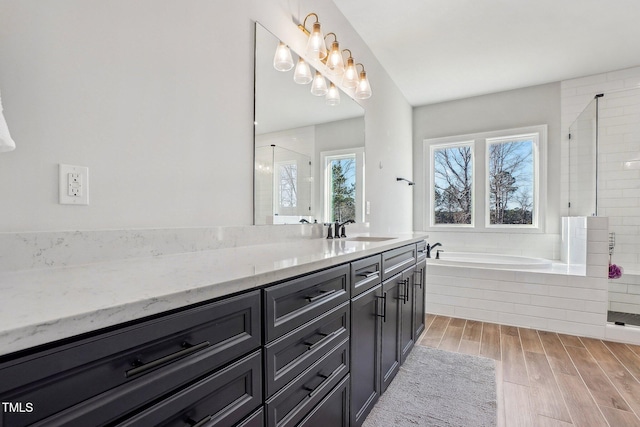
[413,259,427,341]
[399,267,415,364]
[350,284,382,427]
[380,273,402,393]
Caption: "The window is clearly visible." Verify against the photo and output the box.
[321,148,365,223]
[431,142,474,225]
[276,161,297,209]
[487,134,537,226]
[425,125,546,231]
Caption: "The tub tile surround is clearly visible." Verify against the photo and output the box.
[427,216,640,343]
[0,225,426,356]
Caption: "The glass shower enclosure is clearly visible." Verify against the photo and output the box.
[569,88,640,326]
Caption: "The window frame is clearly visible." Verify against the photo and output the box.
[429,140,476,228]
[423,125,547,233]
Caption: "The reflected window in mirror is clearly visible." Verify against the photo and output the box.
[322,148,365,223]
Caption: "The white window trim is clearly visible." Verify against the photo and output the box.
[423,125,547,233]
[320,147,365,223]
[429,140,476,228]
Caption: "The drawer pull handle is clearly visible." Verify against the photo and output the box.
[305,289,337,303]
[376,293,387,322]
[126,341,211,378]
[305,330,338,351]
[187,415,213,427]
[357,271,379,278]
[303,368,337,399]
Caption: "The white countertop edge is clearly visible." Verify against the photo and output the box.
[0,233,427,357]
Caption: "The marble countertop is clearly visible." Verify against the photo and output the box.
[0,233,427,357]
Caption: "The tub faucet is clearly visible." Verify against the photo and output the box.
[299,219,310,224]
[426,243,442,258]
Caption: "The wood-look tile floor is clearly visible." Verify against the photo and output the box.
[417,314,640,427]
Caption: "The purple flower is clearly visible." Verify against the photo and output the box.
[609,263,623,279]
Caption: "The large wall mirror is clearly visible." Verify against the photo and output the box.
[254,23,365,225]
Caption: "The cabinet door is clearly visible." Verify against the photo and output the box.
[350,284,382,427]
[399,267,415,364]
[380,273,402,393]
[413,259,427,340]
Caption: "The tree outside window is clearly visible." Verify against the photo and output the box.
[487,137,534,225]
[328,157,356,222]
[432,144,473,225]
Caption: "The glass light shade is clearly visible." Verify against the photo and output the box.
[342,57,358,89]
[306,22,327,60]
[326,41,345,75]
[355,71,372,99]
[310,71,328,96]
[293,58,313,84]
[326,82,341,106]
[273,42,294,71]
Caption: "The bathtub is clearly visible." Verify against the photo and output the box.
[429,251,553,269]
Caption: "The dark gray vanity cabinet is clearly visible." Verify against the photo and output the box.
[0,291,262,427]
[263,264,351,427]
[413,258,427,340]
[0,239,427,427]
[380,271,403,393]
[380,244,418,392]
[349,254,383,427]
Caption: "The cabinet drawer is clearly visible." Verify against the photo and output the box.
[416,240,427,261]
[115,350,262,427]
[264,265,350,342]
[381,244,417,281]
[265,338,349,427]
[265,302,349,398]
[0,291,261,427]
[298,375,350,427]
[351,254,382,297]
[236,408,264,427]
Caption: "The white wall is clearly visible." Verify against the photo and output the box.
[0,0,413,233]
[412,83,562,259]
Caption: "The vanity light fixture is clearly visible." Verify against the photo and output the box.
[355,63,372,99]
[324,33,345,75]
[341,49,358,89]
[293,58,313,84]
[299,13,327,60]
[326,82,341,106]
[273,42,294,71]
[310,71,328,96]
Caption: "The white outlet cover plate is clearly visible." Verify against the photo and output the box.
[59,164,89,205]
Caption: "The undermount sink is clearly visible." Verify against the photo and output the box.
[345,236,397,242]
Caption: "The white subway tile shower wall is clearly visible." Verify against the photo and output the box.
[561,66,640,276]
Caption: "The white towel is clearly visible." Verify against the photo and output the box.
[0,89,16,153]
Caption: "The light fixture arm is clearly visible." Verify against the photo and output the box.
[356,63,366,73]
[298,12,319,36]
[324,32,338,43]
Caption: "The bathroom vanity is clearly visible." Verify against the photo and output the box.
[0,233,427,427]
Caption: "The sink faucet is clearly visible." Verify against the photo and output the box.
[426,242,442,258]
[335,220,355,238]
